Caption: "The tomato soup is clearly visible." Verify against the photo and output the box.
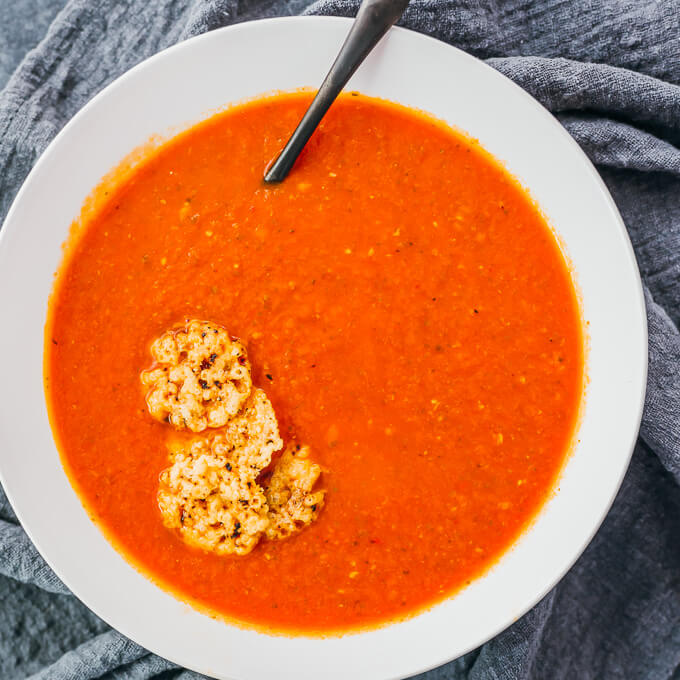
[45,92,583,634]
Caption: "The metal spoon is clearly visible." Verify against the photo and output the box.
[263,0,410,184]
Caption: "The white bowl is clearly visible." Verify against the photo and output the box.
[0,16,646,680]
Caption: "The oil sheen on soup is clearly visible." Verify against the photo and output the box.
[45,92,583,634]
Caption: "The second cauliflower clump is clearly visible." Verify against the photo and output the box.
[146,320,325,556]
[158,448,270,555]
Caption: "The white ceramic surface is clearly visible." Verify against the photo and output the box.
[0,17,646,680]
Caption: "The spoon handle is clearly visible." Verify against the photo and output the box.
[264,0,410,183]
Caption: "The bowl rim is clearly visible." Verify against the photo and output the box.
[0,15,647,680]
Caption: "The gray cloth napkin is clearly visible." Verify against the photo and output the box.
[1,1,679,678]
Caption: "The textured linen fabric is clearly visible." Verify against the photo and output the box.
[0,0,65,90]
[0,0,679,678]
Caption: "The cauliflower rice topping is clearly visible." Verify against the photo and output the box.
[264,444,326,540]
[141,320,252,432]
[147,320,325,556]
[211,388,282,475]
[158,450,269,555]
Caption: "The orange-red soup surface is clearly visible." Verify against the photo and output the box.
[45,93,583,634]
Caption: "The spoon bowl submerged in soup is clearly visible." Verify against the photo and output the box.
[45,91,583,635]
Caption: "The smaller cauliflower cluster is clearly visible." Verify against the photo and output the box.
[143,320,325,556]
[263,444,325,540]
